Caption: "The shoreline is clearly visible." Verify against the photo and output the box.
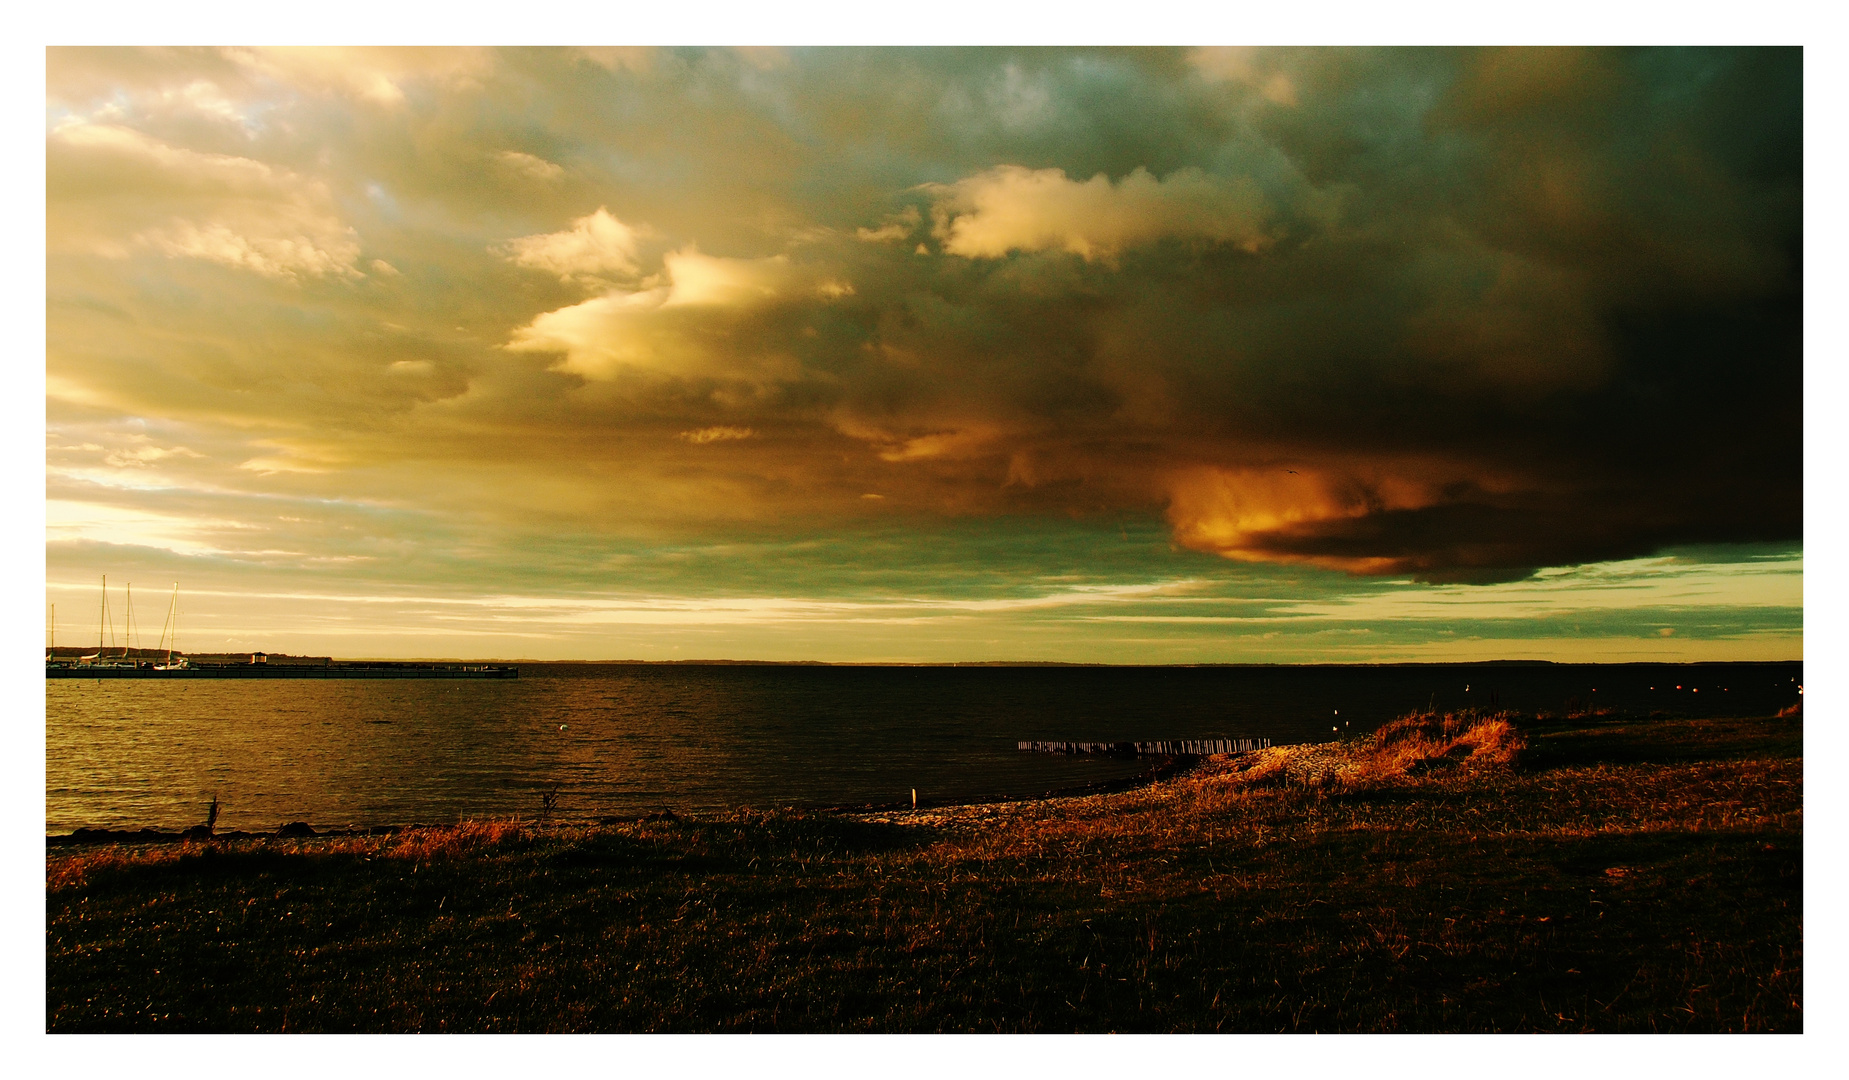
[48,709,1801,1031]
[45,753,1202,846]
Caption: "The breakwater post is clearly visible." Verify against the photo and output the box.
[1017,738,1272,756]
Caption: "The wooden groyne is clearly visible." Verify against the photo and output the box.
[1018,738,1271,756]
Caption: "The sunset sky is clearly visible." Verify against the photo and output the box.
[43,46,1804,663]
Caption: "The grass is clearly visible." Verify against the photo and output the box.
[46,708,1801,1032]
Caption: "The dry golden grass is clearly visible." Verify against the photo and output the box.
[386,820,529,861]
[47,820,539,892]
[1206,709,1525,791]
[46,709,1800,1033]
[47,840,212,892]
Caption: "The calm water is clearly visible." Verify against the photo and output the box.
[46,661,1802,833]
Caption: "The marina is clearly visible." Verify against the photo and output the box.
[46,577,517,679]
[46,660,519,679]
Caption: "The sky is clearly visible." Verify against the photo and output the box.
[43,46,1804,663]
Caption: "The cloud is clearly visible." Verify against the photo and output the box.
[133,219,361,281]
[45,46,1802,595]
[680,426,756,443]
[857,206,921,243]
[47,498,264,557]
[102,441,205,469]
[1265,551,1804,621]
[658,249,796,307]
[500,207,642,284]
[48,121,363,280]
[1164,465,1436,575]
[160,79,254,130]
[504,247,844,382]
[496,150,565,182]
[926,165,1272,262]
[1188,47,1300,105]
[225,46,496,106]
[573,47,658,76]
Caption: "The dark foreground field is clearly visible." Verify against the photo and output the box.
[46,709,1801,1032]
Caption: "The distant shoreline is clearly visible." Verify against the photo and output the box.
[47,650,1800,668]
[265,658,1801,668]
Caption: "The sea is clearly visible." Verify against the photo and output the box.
[45,661,1802,834]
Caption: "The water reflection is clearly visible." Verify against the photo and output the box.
[45,662,1800,832]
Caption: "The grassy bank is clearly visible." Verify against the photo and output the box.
[46,709,1801,1032]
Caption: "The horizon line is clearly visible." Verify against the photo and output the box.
[47,651,1801,668]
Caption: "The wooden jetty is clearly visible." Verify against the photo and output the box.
[1018,738,1271,756]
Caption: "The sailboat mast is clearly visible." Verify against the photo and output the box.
[124,582,133,659]
[162,583,179,664]
[98,575,109,653]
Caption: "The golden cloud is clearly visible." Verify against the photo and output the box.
[224,46,497,106]
[927,165,1273,262]
[496,150,566,183]
[49,121,362,280]
[500,207,642,285]
[504,247,847,382]
[680,426,756,443]
[856,206,922,243]
[1165,465,1440,574]
[44,47,1802,587]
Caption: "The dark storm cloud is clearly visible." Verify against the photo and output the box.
[47,47,1801,582]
